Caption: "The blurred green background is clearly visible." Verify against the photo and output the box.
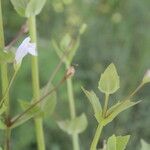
[0,0,150,149]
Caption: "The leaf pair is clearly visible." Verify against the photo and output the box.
[82,87,140,126]
[0,50,14,63]
[11,0,46,17]
[57,113,87,135]
[83,63,140,126]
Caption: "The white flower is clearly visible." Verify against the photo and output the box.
[15,37,37,64]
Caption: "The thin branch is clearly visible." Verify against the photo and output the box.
[44,50,69,94]
[10,67,75,126]
[0,69,18,108]
[44,36,75,94]
[5,21,28,50]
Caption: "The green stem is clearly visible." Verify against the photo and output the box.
[66,64,80,150]
[0,1,10,150]
[0,0,4,49]
[0,69,18,107]
[103,94,109,117]
[67,77,76,118]
[4,127,11,150]
[127,83,144,100]
[90,124,103,150]
[28,16,45,150]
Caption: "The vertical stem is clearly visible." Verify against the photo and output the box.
[0,1,11,150]
[28,16,45,150]
[66,64,80,150]
[90,124,103,150]
[0,0,4,49]
[4,128,11,150]
[103,94,109,117]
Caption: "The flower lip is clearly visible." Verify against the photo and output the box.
[15,37,37,64]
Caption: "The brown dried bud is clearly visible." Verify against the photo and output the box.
[66,66,75,78]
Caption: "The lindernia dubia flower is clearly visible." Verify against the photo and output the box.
[15,37,37,64]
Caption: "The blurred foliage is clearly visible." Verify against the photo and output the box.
[0,0,150,150]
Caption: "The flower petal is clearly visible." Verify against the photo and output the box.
[15,37,37,64]
[27,43,37,56]
[15,45,28,64]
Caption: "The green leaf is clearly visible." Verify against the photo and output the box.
[10,0,29,17]
[11,0,46,17]
[141,139,150,150]
[52,35,80,65]
[82,87,102,122]
[51,39,63,58]
[11,100,43,128]
[116,135,130,150]
[102,100,141,126]
[51,39,68,64]
[57,113,88,135]
[19,100,31,109]
[107,135,130,150]
[25,0,47,17]
[79,23,87,35]
[107,135,116,150]
[60,34,80,59]
[0,147,2,150]
[98,63,120,94]
[60,34,71,50]
[0,50,14,63]
[0,119,6,130]
[0,104,7,115]
[19,100,44,118]
[40,83,57,118]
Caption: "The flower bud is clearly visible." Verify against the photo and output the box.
[142,70,150,84]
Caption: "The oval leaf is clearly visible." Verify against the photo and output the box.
[116,135,130,150]
[57,113,88,135]
[107,135,130,150]
[98,63,120,94]
[25,0,46,17]
[11,0,46,17]
[10,0,29,17]
[107,135,116,150]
